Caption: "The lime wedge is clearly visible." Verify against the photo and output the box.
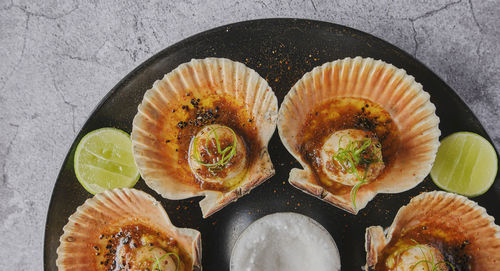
[430,132,498,197]
[74,128,140,194]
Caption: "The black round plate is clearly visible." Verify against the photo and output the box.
[44,19,500,270]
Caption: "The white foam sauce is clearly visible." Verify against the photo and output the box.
[230,213,341,271]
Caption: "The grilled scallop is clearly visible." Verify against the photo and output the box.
[56,188,201,270]
[365,191,500,270]
[278,57,440,213]
[132,58,278,217]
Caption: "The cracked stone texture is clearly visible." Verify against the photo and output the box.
[0,0,499,269]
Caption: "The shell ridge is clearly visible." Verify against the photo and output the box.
[319,64,330,101]
[247,72,262,119]
[372,63,396,103]
[237,62,249,106]
[200,58,213,95]
[142,96,165,121]
[377,67,405,105]
[258,95,274,140]
[300,73,313,117]
[155,78,178,108]
[337,58,349,95]
[252,77,267,122]
[136,106,159,126]
[366,60,386,99]
[392,87,420,120]
[348,57,363,96]
[190,59,205,92]
[356,58,372,97]
[245,71,258,115]
[185,59,204,92]
[221,58,232,98]
[331,60,341,97]
[361,59,378,99]
[160,76,181,103]
[292,80,308,120]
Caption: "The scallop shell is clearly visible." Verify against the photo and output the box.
[365,191,500,270]
[132,58,278,218]
[56,188,202,270]
[278,57,440,213]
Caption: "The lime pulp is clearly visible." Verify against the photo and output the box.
[74,128,140,194]
[430,132,498,197]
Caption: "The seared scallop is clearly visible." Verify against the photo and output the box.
[320,129,384,187]
[278,57,440,213]
[56,188,201,271]
[365,191,500,270]
[131,58,278,218]
[188,124,248,185]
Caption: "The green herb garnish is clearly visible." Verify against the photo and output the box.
[193,126,238,173]
[332,137,380,208]
[410,260,455,271]
[394,239,455,271]
[148,247,181,271]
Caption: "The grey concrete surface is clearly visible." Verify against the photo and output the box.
[0,0,499,269]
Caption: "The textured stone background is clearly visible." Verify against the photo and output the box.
[0,0,499,269]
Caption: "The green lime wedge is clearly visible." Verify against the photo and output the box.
[430,132,498,197]
[74,128,140,194]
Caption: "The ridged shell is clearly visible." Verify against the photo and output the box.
[365,191,500,270]
[278,57,440,213]
[56,188,202,270]
[132,58,278,218]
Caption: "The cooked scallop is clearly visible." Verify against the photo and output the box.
[365,191,500,270]
[120,246,178,271]
[278,57,440,213]
[320,129,384,186]
[56,188,201,271]
[132,58,278,218]
[188,124,248,185]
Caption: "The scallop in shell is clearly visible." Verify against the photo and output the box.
[278,57,440,213]
[56,188,201,271]
[132,58,278,217]
[365,191,500,270]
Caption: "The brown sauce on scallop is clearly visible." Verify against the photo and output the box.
[95,224,191,271]
[374,223,471,271]
[164,93,261,192]
[195,135,245,179]
[297,97,400,195]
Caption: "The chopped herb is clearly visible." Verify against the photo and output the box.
[332,137,380,208]
[193,126,237,173]
[395,240,456,271]
[148,247,181,271]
